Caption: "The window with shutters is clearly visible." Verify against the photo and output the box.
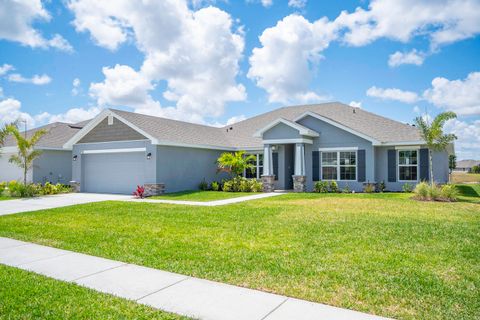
[321,151,357,181]
[398,150,418,181]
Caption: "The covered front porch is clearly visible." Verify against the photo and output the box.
[253,118,319,192]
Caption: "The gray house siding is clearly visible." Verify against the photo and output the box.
[79,117,146,143]
[72,140,155,193]
[0,152,29,182]
[33,150,72,184]
[156,145,229,193]
[298,115,374,192]
[263,123,302,140]
[375,147,449,191]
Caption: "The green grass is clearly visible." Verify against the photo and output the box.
[0,193,479,319]
[0,264,187,319]
[150,190,255,201]
[0,195,12,201]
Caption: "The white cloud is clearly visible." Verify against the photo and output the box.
[0,64,14,76]
[388,49,425,67]
[248,14,337,104]
[38,106,101,124]
[69,0,245,124]
[261,0,273,7]
[366,86,419,103]
[8,73,51,85]
[349,101,362,108]
[226,115,247,125]
[0,0,72,51]
[413,105,421,114]
[288,0,306,8]
[72,78,81,96]
[445,119,480,160]
[423,72,480,116]
[0,87,3,98]
[335,0,480,48]
[0,98,35,126]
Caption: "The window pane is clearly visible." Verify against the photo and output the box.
[399,166,417,181]
[258,154,263,166]
[340,166,356,180]
[340,151,356,166]
[399,150,417,165]
[322,167,337,180]
[322,152,337,165]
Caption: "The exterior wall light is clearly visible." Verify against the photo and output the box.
[73,155,78,161]
[146,152,152,160]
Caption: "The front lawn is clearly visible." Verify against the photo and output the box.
[0,264,186,319]
[0,192,478,319]
[149,190,255,201]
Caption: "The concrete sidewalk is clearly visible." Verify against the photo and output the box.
[0,237,391,320]
[129,192,285,206]
[0,193,133,216]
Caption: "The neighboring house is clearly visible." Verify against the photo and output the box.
[0,121,86,184]
[454,159,480,172]
[0,102,453,194]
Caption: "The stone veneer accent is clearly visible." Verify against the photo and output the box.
[261,175,275,192]
[144,183,165,196]
[69,181,81,193]
[292,175,306,192]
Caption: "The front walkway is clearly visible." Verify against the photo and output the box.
[0,192,285,216]
[0,237,390,320]
[0,193,132,216]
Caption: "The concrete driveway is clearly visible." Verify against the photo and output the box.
[0,193,133,216]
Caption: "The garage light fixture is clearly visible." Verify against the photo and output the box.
[73,155,78,161]
[146,152,152,160]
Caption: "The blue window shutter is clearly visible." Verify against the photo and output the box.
[419,148,430,181]
[358,150,366,182]
[273,152,278,181]
[312,151,319,181]
[388,149,396,182]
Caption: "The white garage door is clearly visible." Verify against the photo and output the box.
[82,151,145,194]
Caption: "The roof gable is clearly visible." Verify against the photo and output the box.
[78,117,147,143]
[253,118,319,138]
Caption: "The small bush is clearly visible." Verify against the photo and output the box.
[329,181,338,193]
[210,181,220,191]
[239,178,251,192]
[222,180,233,192]
[314,181,329,193]
[220,177,262,192]
[440,184,459,201]
[342,185,351,193]
[428,183,441,200]
[250,179,263,192]
[7,181,41,197]
[0,182,6,195]
[378,181,386,193]
[471,165,480,173]
[199,179,209,191]
[402,183,414,193]
[363,183,375,193]
[414,182,429,200]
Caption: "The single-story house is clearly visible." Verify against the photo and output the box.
[0,102,452,194]
[453,159,480,172]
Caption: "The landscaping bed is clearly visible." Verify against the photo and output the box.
[0,191,478,319]
[0,264,187,319]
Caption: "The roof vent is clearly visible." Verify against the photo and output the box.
[353,108,356,114]
[229,126,233,130]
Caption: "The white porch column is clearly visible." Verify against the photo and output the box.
[294,143,305,176]
[263,144,273,176]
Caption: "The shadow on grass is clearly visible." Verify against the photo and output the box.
[455,184,480,204]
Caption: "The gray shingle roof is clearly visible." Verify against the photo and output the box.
[3,122,86,148]
[3,102,423,149]
[113,102,421,149]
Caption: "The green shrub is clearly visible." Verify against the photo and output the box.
[378,181,386,193]
[250,179,263,192]
[41,182,57,195]
[239,178,251,192]
[414,182,430,200]
[329,181,338,193]
[471,165,480,173]
[222,180,233,192]
[363,183,375,193]
[342,184,351,193]
[7,182,41,197]
[199,179,209,191]
[314,181,329,193]
[402,183,414,193]
[210,181,220,191]
[428,182,441,200]
[0,182,6,195]
[440,184,459,201]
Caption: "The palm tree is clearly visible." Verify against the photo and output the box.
[414,112,457,184]
[0,123,8,156]
[217,151,257,177]
[6,124,48,185]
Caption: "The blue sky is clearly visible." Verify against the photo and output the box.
[0,0,479,159]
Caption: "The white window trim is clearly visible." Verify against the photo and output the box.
[82,147,146,154]
[243,153,263,179]
[397,149,419,182]
[320,150,358,182]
